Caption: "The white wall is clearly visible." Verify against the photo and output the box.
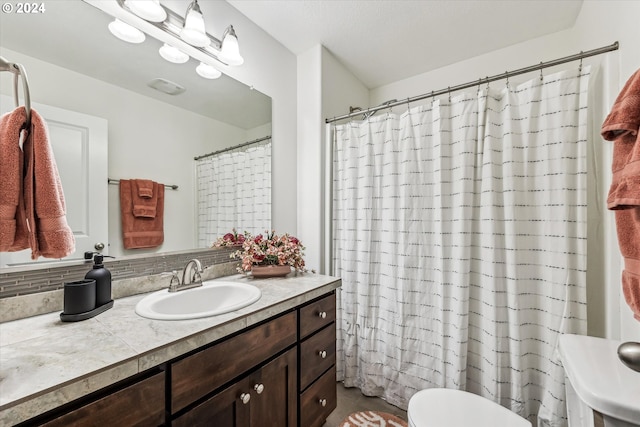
[297,45,369,273]
[367,0,640,341]
[297,46,323,272]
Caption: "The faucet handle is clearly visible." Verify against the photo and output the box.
[165,270,181,292]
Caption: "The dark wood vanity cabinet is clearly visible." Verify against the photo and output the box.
[20,290,338,427]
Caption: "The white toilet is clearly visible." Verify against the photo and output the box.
[407,388,531,427]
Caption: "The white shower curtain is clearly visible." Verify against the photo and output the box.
[196,139,271,247]
[332,67,590,426]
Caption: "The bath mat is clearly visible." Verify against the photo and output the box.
[339,410,408,427]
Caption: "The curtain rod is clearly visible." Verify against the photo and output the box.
[194,135,272,161]
[108,179,179,190]
[326,41,619,124]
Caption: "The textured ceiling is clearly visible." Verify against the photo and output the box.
[228,0,584,89]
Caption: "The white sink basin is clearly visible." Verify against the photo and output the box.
[135,280,261,320]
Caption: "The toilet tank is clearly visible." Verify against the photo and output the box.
[560,334,640,427]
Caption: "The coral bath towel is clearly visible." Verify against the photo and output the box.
[120,179,164,249]
[0,107,29,252]
[601,68,640,321]
[0,106,75,259]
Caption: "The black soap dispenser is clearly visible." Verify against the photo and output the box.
[85,253,112,307]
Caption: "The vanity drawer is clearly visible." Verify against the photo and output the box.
[41,372,165,427]
[171,310,297,414]
[300,365,337,427]
[299,293,336,339]
[300,323,336,391]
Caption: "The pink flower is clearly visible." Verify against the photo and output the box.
[216,229,307,274]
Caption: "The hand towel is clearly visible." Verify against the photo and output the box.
[22,108,75,259]
[602,68,640,320]
[136,179,154,199]
[0,107,29,252]
[132,179,158,218]
[120,179,164,249]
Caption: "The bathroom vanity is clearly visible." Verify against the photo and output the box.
[0,273,340,427]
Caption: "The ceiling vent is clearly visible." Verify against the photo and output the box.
[147,78,186,95]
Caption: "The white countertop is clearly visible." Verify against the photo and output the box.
[0,273,341,426]
[558,334,640,424]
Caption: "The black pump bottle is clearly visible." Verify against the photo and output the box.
[85,254,112,307]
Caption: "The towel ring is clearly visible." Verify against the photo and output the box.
[14,64,31,129]
[1,57,32,129]
[0,56,31,129]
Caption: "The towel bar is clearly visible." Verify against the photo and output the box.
[107,178,178,190]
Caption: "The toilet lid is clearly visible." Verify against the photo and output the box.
[407,389,531,427]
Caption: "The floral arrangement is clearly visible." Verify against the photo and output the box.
[214,229,307,273]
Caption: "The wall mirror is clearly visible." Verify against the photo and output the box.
[0,0,272,269]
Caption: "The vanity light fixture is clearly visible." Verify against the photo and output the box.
[179,0,209,48]
[196,62,222,79]
[159,43,189,64]
[124,0,166,22]
[89,0,244,77]
[108,18,145,43]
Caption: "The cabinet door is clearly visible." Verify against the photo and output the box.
[172,348,297,427]
[172,377,251,427]
[249,348,297,427]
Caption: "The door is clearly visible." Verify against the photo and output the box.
[0,96,108,266]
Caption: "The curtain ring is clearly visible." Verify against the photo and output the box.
[539,62,544,82]
[485,76,490,94]
[505,71,510,90]
[579,52,583,73]
[476,78,481,95]
[448,86,451,102]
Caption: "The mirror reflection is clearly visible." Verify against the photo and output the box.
[0,1,272,268]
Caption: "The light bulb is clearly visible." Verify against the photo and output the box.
[125,0,167,22]
[180,0,210,47]
[219,25,244,66]
[159,44,189,64]
[108,19,145,44]
[196,62,221,79]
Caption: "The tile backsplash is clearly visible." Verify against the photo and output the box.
[0,247,236,299]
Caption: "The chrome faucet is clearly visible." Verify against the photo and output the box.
[168,259,203,292]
